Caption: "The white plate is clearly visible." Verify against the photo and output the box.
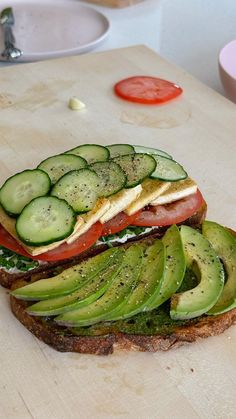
[0,0,110,62]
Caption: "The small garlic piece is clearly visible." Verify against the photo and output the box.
[68,96,86,111]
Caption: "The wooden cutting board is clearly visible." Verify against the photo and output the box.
[0,46,236,419]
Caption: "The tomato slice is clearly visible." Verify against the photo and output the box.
[131,190,205,227]
[33,222,103,261]
[101,211,141,236]
[0,222,103,262]
[114,76,183,105]
[0,224,36,258]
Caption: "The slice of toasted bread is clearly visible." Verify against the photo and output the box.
[9,215,236,357]
[10,278,236,355]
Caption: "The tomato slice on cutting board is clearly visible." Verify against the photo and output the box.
[0,222,103,262]
[114,76,183,104]
[131,190,205,227]
[101,211,141,236]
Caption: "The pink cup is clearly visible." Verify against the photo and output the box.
[219,40,236,103]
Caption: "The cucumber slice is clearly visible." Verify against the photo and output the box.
[51,168,100,213]
[107,144,135,158]
[37,154,87,185]
[16,196,76,246]
[151,155,187,182]
[65,144,110,164]
[0,169,51,216]
[89,161,127,197]
[113,153,156,188]
[134,145,172,159]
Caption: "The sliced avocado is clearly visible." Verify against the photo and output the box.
[170,225,225,320]
[27,249,124,316]
[11,248,119,301]
[55,244,144,327]
[202,221,236,315]
[145,224,186,310]
[106,239,165,321]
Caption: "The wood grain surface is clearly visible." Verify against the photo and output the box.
[0,46,236,419]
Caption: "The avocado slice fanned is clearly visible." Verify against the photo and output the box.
[106,239,165,320]
[170,225,225,320]
[11,223,236,332]
[11,247,120,301]
[55,244,144,327]
[145,224,186,310]
[203,221,236,315]
[26,249,125,316]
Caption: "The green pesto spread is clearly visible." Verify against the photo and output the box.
[0,245,39,272]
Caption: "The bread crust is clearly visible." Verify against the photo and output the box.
[10,294,236,355]
[0,202,207,288]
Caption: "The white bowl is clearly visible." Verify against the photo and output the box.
[219,40,236,103]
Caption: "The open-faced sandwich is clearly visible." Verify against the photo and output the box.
[1,143,235,355]
[0,143,206,288]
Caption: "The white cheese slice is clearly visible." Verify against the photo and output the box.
[150,178,197,206]
[125,179,170,216]
[0,205,84,256]
[100,185,142,223]
[66,198,110,244]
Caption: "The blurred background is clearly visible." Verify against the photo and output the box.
[1,0,236,98]
[93,0,236,96]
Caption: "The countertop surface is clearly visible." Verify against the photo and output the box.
[0,45,236,419]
